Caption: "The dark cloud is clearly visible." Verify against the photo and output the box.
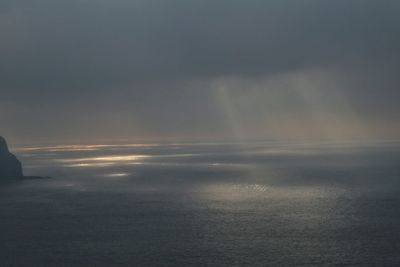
[1,0,399,143]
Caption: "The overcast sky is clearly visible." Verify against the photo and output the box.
[1,0,399,144]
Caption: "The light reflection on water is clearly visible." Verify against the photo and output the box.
[55,155,149,168]
[104,173,130,178]
[15,143,160,152]
[66,162,116,168]
[57,155,149,162]
[2,141,400,266]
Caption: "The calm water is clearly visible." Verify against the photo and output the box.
[1,141,400,266]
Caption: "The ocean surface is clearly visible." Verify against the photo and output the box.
[1,141,400,266]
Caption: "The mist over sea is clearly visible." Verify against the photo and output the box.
[1,141,400,266]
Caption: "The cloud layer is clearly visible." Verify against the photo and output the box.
[1,0,399,143]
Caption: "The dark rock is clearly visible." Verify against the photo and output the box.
[0,136,24,179]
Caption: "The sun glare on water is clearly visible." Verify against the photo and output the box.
[65,155,149,162]
[54,154,149,168]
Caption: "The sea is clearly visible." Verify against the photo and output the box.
[1,141,400,266]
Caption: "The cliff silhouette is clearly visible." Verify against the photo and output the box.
[0,136,23,178]
[0,136,47,180]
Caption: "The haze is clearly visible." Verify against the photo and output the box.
[1,0,399,144]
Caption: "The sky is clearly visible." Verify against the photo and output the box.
[1,0,399,144]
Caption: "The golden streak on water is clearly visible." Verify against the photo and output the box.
[66,163,116,168]
[59,155,149,162]
[104,173,130,177]
[16,144,159,152]
[56,154,149,167]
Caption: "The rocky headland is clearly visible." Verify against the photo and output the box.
[0,136,47,180]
